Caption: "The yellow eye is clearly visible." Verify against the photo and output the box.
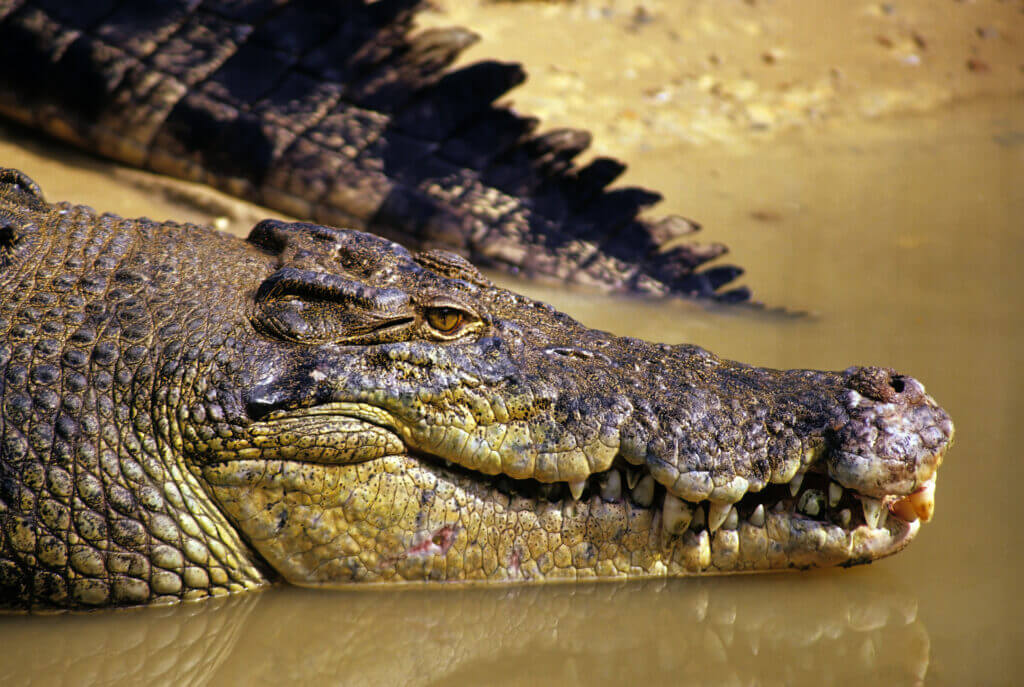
[426,307,466,335]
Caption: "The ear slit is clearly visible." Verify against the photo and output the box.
[253,267,417,345]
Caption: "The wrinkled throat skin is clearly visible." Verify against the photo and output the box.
[0,171,953,608]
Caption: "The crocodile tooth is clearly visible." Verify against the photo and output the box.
[626,468,641,490]
[773,501,786,513]
[723,506,738,530]
[828,482,843,507]
[600,471,622,501]
[909,481,935,522]
[695,529,711,567]
[749,504,765,527]
[662,493,693,534]
[837,508,852,528]
[632,475,655,507]
[788,473,804,497]
[707,501,731,533]
[887,495,918,522]
[568,479,586,501]
[797,489,824,517]
[862,497,884,529]
[690,504,706,530]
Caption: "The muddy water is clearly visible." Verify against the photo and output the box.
[1,2,1022,685]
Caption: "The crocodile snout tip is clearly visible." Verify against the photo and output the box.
[830,366,953,499]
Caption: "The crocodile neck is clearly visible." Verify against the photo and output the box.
[0,197,268,607]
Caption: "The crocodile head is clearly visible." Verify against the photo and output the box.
[190,220,953,585]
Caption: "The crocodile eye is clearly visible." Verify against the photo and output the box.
[425,307,466,335]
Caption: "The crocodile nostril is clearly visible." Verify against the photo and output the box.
[845,365,901,403]
[844,366,928,404]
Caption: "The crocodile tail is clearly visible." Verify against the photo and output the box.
[0,0,748,301]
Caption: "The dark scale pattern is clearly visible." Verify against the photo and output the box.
[0,178,267,609]
[0,0,749,301]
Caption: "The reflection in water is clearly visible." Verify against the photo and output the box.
[0,595,257,687]
[0,576,927,686]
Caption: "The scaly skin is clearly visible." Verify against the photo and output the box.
[0,170,953,609]
[0,0,746,301]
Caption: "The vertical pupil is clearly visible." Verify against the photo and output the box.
[434,309,460,331]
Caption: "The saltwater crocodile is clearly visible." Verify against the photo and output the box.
[0,0,747,302]
[0,168,951,609]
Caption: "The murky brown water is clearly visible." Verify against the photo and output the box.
[1,2,1022,685]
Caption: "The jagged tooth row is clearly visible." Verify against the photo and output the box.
[492,462,910,535]
[577,468,755,535]
[576,466,905,535]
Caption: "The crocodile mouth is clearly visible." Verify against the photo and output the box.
[415,449,935,565]
[436,455,934,534]
[231,402,941,569]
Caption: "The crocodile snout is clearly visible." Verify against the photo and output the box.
[827,366,954,501]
